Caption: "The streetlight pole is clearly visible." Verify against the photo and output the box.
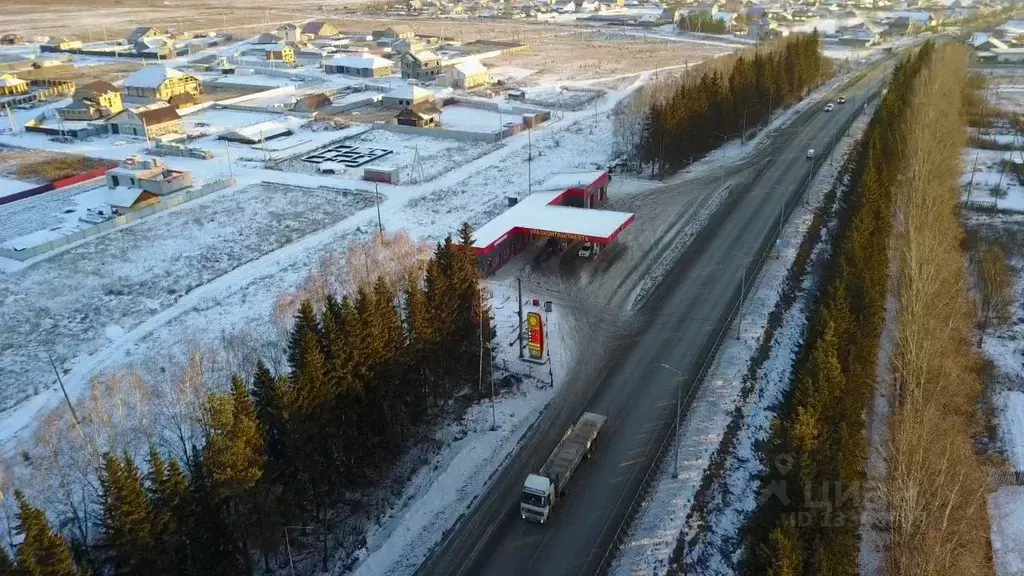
[657,363,684,479]
[374,182,383,239]
[737,266,745,340]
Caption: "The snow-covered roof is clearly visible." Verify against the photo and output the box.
[104,187,148,209]
[0,74,27,88]
[998,19,1024,33]
[123,65,190,89]
[386,84,434,100]
[536,171,609,192]
[326,54,393,69]
[452,59,487,76]
[473,172,632,252]
[410,50,441,62]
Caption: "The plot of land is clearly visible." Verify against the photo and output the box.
[0,184,119,248]
[277,129,490,183]
[0,182,374,412]
[439,105,505,133]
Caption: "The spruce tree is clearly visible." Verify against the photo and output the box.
[98,453,157,575]
[0,545,17,576]
[205,377,265,499]
[13,491,82,576]
[185,452,243,575]
[145,448,189,576]
[250,360,285,467]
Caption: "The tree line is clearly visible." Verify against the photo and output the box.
[739,43,935,575]
[641,32,830,176]
[3,224,493,575]
[884,43,991,575]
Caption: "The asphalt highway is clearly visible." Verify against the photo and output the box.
[417,59,895,576]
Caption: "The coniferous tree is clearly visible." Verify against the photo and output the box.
[13,491,82,576]
[185,451,243,576]
[204,376,265,573]
[0,545,18,576]
[97,453,156,575]
[145,448,189,576]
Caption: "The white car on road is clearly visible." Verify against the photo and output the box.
[806,149,816,159]
[824,103,835,112]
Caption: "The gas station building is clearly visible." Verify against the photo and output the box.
[472,171,635,275]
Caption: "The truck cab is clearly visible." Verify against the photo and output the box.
[521,474,553,523]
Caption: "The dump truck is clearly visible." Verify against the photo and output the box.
[521,411,607,524]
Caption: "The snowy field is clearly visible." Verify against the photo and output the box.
[0,183,373,420]
[439,105,505,133]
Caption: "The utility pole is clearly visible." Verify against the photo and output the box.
[658,363,683,479]
[375,182,384,238]
[224,142,234,181]
[479,287,484,394]
[527,124,532,198]
[737,266,745,340]
[517,277,524,359]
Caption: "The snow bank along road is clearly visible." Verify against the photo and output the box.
[416,58,897,576]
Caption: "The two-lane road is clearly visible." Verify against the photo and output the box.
[417,60,894,576]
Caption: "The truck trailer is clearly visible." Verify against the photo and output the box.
[521,411,607,524]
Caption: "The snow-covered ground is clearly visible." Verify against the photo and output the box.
[439,104,505,133]
[0,181,118,249]
[611,98,875,576]
[0,175,35,200]
[963,72,1024,575]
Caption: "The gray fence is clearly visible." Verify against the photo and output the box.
[0,177,236,262]
[374,121,503,143]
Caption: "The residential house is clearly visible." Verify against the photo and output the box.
[105,156,192,197]
[381,24,417,40]
[390,37,426,54]
[40,37,83,52]
[0,34,24,45]
[302,21,340,39]
[989,48,1024,64]
[887,11,934,30]
[714,11,738,28]
[970,32,1008,51]
[395,102,441,127]
[449,60,490,89]
[836,21,881,45]
[255,32,283,45]
[278,23,302,43]
[107,102,183,138]
[692,2,718,16]
[135,36,176,58]
[249,43,296,64]
[122,66,202,101]
[555,0,577,12]
[295,49,326,67]
[0,74,28,96]
[324,54,394,77]
[127,26,162,44]
[579,0,602,11]
[383,84,435,107]
[400,50,443,80]
[59,81,123,121]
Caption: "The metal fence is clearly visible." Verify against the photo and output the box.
[0,177,236,262]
